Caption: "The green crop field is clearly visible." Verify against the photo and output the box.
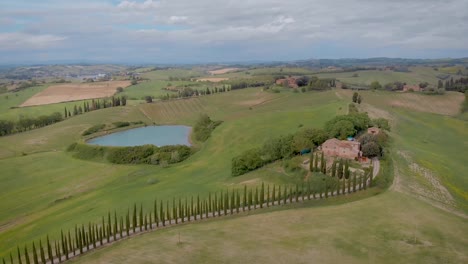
[0,67,467,263]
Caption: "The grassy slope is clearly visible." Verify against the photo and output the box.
[0,89,346,257]
[315,67,444,86]
[72,191,468,264]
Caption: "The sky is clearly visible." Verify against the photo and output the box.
[0,0,467,64]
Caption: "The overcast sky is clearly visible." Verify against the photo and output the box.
[1,0,467,64]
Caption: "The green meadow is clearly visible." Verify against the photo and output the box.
[0,67,466,262]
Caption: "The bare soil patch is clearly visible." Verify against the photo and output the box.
[20,81,131,107]
[197,77,229,82]
[208,68,240,75]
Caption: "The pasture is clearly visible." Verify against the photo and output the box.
[20,81,131,107]
[0,66,467,262]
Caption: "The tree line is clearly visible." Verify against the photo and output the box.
[3,179,373,264]
[0,96,127,137]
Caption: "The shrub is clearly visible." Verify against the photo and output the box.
[193,114,222,142]
[232,148,265,176]
[82,124,105,136]
[113,121,130,128]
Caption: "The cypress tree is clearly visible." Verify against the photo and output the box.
[314,153,319,171]
[126,210,130,236]
[179,198,183,223]
[320,152,325,174]
[347,175,351,194]
[166,201,171,224]
[107,212,111,242]
[64,107,67,118]
[99,226,103,246]
[307,181,311,200]
[254,187,258,209]
[260,183,264,208]
[369,165,374,186]
[120,216,125,235]
[197,195,201,217]
[60,230,65,257]
[132,203,137,233]
[154,199,159,227]
[191,196,196,220]
[114,211,118,240]
[32,242,38,264]
[10,254,14,264]
[338,159,344,179]
[212,194,217,216]
[283,185,287,204]
[295,184,299,202]
[272,185,276,205]
[288,186,293,204]
[363,173,367,190]
[342,177,346,194]
[144,214,148,230]
[278,185,282,205]
[218,192,222,216]
[2,258,5,264]
[309,151,314,172]
[39,240,46,263]
[139,204,143,231]
[344,161,350,179]
[331,160,337,177]
[229,190,236,214]
[359,173,363,190]
[160,201,165,226]
[236,190,241,213]
[353,171,357,192]
[24,246,30,264]
[243,186,247,211]
[224,191,228,215]
[67,231,73,256]
[17,247,22,264]
[324,180,328,198]
[248,189,252,211]
[266,184,270,207]
[208,193,212,214]
[173,199,178,224]
[46,235,53,263]
[74,226,78,252]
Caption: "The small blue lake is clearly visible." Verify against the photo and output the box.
[87,125,192,147]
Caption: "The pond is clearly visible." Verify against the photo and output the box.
[87,125,192,147]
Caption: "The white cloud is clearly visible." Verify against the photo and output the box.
[117,0,159,10]
[168,16,188,24]
[0,33,66,50]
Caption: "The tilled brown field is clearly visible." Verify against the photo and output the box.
[20,81,131,107]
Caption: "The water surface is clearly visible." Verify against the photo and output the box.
[88,125,191,147]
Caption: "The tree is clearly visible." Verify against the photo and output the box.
[357,95,362,104]
[314,152,319,171]
[362,142,380,157]
[327,120,356,139]
[370,81,382,90]
[309,152,314,172]
[331,160,337,177]
[121,96,127,106]
[145,96,153,103]
[132,204,137,232]
[39,240,46,263]
[260,183,265,208]
[131,79,138,85]
[337,159,344,179]
[344,160,350,179]
[352,92,358,102]
[46,235,53,263]
[321,152,326,174]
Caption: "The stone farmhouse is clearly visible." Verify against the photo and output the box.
[275,77,298,88]
[321,138,361,160]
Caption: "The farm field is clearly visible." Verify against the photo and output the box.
[19,81,131,107]
[0,67,467,262]
[315,67,446,87]
[208,67,241,75]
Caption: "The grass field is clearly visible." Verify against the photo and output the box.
[315,67,446,87]
[71,191,467,264]
[0,70,467,262]
[0,88,347,257]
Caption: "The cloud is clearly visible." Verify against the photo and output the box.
[117,0,159,10]
[0,32,66,50]
[168,16,188,24]
[0,0,467,63]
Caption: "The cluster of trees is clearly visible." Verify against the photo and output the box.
[64,96,127,118]
[440,77,468,93]
[229,80,267,90]
[309,153,357,181]
[68,143,192,166]
[193,114,222,142]
[352,92,362,104]
[324,112,371,139]
[6,180,372,264]
[359,132,389,157]
[307,77,335,90]
[0,112,63,136]
[157,85,231,101]
[232,128,329,176]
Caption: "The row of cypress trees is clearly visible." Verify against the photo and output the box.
[4,180,372,264]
